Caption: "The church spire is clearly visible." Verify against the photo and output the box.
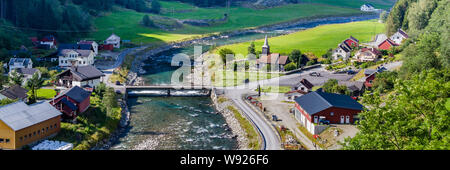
[262,35,270,56]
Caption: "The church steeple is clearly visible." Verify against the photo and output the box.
[262,35,270,56]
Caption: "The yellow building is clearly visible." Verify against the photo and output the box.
[0,101,62,150]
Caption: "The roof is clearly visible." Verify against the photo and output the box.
[0,85,28,100]
[294,91,364,115]
[257,53,288,65]
[338,43,351,52]
[285,90,308,95]
[397,29,409,38]
[59,49,93,58]
[9,58,31,66]
[360,48,381,56]
[338,81,365,92]
[364,69,377,75]
[379,38,398,47]
[107,33,120,41]
[54,86,91,103]
[58,44,93,53]
[0,101,62,131]
[294,79,314,89]
[60,97,78,111]
[262,35,269,48]
[78,40,97,45]
[14,68,39,75]
[363,4,374,7]
[349,36,359,43]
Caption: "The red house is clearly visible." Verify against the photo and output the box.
[294,91,364,134]
[378,38,398,50]
[50,86,91,120]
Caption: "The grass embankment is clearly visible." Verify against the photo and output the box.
[227,105,261,150]
[216,20,385,57]
[212,70,282,87]
[28,89,57,100]
[276,126,304,150]
[91,1,371,44]
[52,92,121,150]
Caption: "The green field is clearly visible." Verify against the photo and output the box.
[91,1,387,44]
[216,20,385,58]
[311,0,397,10]
[28,89,57,100]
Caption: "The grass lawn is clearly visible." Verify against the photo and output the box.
[256,86,292,93]
[91,1,378,44]
[216,20,385,58]
[29,89,57,100]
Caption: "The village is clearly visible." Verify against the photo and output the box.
[1,0,447,153]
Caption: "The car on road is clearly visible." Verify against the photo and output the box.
[115,81,121,85]
[309,72,321,77]
[347,70,356,75]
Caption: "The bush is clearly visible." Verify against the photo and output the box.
[284,62,297,71]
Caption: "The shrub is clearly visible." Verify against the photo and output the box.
[284,62,297,71]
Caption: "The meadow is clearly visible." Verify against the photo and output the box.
[215,20,385,58]
[89,0,395,44]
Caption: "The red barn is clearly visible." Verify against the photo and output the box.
[294,91,363,134]
[99,44,114,51]
[50,86,91,120]
[378,38,398,50]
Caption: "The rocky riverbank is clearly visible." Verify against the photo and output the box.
[211,90,250,150]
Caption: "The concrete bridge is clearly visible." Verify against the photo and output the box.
[124,85,213,98]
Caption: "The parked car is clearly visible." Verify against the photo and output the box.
[115,81,121,85]
[319,119,330,125]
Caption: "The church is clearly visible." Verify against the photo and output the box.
[256,35,289,72]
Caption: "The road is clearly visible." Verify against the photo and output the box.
[219,66,328,150]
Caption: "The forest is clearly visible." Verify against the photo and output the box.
[343,0,449,150]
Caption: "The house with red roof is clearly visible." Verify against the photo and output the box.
[378,38,399,50]
[332,36,360,60]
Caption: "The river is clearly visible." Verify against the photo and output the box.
[111,14,378,150]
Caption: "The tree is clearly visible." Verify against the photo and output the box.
[218,48,235,68]
[142,15,154,27]
[379,10,388,23]
[9,70,23,86]
[0,98,18,106]
[247,42,256,56]
[288,49,302,68]
[25,72,44,104]
[343,69,450,150]
[372,71,398,93]
[102,87,118,116]
[150,0,161,14]
[284,62,297,71]
[322,79,349,95]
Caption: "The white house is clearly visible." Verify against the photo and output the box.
[332,43,352,60]
[9,68,41,86]
[390,29,409,45]
[361,4,375,11]
[78,40,99,55]
[105,33,121,49]
[353,48,382,62]
[58,49,95,68]
[8,58,33,73]
[56,65,105,88]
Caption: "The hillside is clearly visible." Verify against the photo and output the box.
[343,0,450,150]
[215,20,385,57]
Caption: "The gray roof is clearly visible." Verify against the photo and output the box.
[58,65,104,81]
[58,49,93,58]
[54,86,90,103]
[0,85,29,100]
[0,101,62,131]
[338,81,365,92]
[15,68,39,75]
[294,91,364,115]
[364,69,377,75]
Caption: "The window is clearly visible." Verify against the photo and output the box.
[28,134,32,138]
[33,132,36,136]
[54,124,57,128]
[0,138,4,143]
[24,135,27,140]
[50,125,53,129]
[5,139,9,143]
[37,130,40,135]
[20,137,23,141]
[46,127,49,131]
[42,128,45,133]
